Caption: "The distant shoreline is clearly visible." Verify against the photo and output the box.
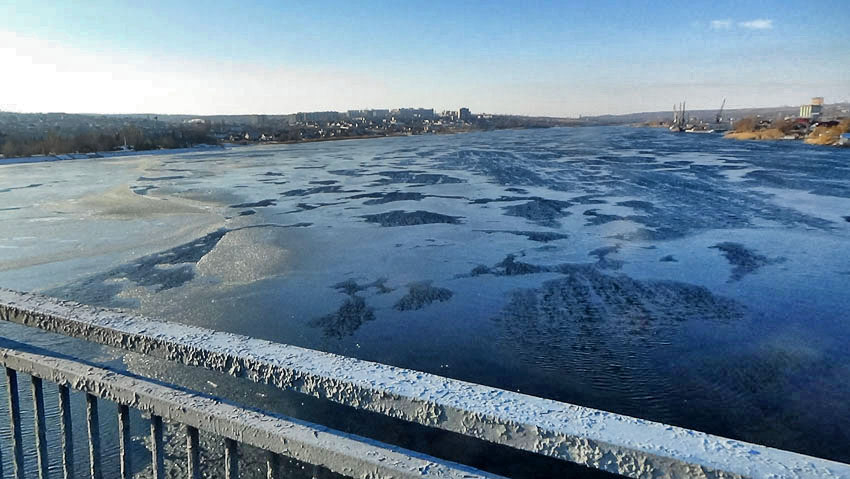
[0,126,544,166]
[1,124,666,167]
[723,123,850,146]
[631,123,849,147]
[0,131,466,166]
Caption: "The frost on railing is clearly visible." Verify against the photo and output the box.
[1,288,850,479]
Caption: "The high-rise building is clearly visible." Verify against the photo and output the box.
[800,98,824,120]
[458,107,472,122]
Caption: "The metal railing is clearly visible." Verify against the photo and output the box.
[0,344,496,479]
[1,288,849,479]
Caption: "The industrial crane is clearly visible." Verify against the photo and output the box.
[716,98,726,124]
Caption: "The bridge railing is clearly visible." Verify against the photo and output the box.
[0,343,496,479]
[1,288,849,479]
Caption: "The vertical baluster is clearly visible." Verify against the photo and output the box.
[266,451,279,479]
[58,385,74,479]
[31,376,49,479]
[5,367,25,479]
[118,405,131,479]
[224,438,238,479]
[86,394,102,479]
[186,425,200,479]
[150,415,165,479]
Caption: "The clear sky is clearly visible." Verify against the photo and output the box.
[1,0,848,116]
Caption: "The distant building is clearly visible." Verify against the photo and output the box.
[347,109,390,120]
[458,107,473,122]
[800,97,824,120]
[296,111,341,123]
[391,108,436,121]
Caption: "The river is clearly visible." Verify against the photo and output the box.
[1,126,849,475]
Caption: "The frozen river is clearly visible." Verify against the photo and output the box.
[2,126,850,471]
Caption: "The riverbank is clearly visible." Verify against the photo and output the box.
[724,129,789,141]
[0,126,537,166]
[723,118,850,146]
[804,120,850,145]
[724,129,849,146]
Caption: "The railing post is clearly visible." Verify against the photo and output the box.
[31,376,49,479]
[86,393,102,479]
[58,385,75,479]
[224,438,238,479]
[151,415,165,479]
[187,425,200,479]
[5,367,25,479]
[118,404,132,479]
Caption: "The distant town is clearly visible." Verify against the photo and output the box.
[2,100,848,160]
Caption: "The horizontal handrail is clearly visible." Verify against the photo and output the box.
[2,288,850,479]
[0,345,500,479]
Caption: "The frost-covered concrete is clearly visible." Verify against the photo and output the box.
[0,344,500,479]
[2,289,849,479]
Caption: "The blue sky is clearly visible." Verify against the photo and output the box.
[1,0,848,116]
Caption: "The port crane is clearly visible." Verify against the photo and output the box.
[716,98,726,124]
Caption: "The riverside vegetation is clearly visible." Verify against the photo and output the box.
[725,116,850,145]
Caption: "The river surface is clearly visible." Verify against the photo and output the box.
[1,126,849,474]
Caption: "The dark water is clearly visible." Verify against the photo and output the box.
[1,126,849,473]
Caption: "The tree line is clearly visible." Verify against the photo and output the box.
[0,124,217,158]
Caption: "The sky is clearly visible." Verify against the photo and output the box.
[1,0,849,117]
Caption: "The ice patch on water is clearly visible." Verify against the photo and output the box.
[310,295,375,338]
[394,281,454,311]
[196,228,290,284]
[498,263,748,372]
[710,242,785,282]
[68,186,208,218]
[362,210,463,227]
[502,198,572,227]
[477,230,569,243]
[752,186,850,225]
